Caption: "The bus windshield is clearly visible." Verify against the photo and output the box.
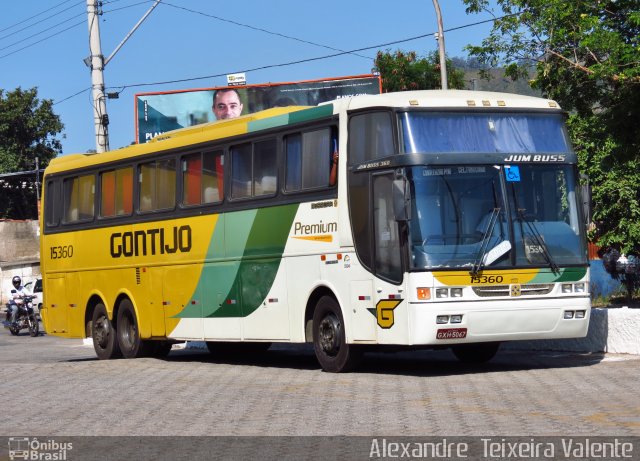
[407,164,587,270]
[401,112,571,153]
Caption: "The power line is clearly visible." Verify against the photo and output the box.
[0,12,86,52]
[0,1,84,42]
[160,2,373,61]
[54,87,91,106]
[54,13,519,104]
[0,20,85,60]
[108,14,511,92]
[0,0,153,60]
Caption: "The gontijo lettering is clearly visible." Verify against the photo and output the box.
[110,225,192,257]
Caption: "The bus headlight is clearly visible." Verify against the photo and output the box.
[436,315,449,324]
[450,315,463,324]
[436,288,449,298]
[561,284,573,293]
[574,282,586,293]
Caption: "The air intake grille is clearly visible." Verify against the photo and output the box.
[472,283,554,297]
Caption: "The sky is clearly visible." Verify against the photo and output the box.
[0,0,500,156]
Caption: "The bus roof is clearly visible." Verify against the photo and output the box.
[335,89,561,112]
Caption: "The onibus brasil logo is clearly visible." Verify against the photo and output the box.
[8,437,72,460]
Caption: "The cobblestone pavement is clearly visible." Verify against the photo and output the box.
[1,327,639,437]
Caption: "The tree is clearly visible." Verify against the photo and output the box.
[374,50,465,92]
[463,0,640,296]
[0,87,63,219]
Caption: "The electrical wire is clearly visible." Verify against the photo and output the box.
[0,1,84,42]
[0,20,85,60]
[108,14,513,92]
[0,12,86,52]
[54,13,521,104]
[159,2,372,60]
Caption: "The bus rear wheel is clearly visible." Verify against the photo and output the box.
[92,303,121,360]
[312,296,362,373]
[451,342,500,364]
[116,300,154,359]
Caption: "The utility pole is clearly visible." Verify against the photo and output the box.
[35,157,41,220]
[86,0,109,152]
[432,0,448,90]
[85,0,160,153]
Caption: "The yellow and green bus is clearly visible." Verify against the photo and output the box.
[40,90,590,372]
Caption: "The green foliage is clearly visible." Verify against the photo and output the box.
[374,50,465,92]
[463,0,640,295]
[0,87,63,219]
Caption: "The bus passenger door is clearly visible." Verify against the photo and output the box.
[201,262,242,340]
[162,265,204,340]
[44,274,68,335]
[241,259,289,340]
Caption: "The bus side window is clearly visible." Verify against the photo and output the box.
[182,150,224,205]
[284,127,334,192]
[253,139,277,196]
[101,167,133,217]
[231,143,252,199]
[348,112,394,165]
[139,159,176,212]
[63,174,95,223]
[45,179,60,227]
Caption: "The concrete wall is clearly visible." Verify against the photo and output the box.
[505,307,640,355]
[0,220,41,305]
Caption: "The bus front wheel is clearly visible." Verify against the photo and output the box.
[116,300,154,359]
[312,296,362,373]
[92,303,121,360]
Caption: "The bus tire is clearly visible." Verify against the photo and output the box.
[92,303,121,360]
[451,342,500,364]
[312,296,362,373]
[116,300,154,359]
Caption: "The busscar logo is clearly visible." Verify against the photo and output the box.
[8,437,73,460]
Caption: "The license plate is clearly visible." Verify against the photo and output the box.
[436,328,467,339]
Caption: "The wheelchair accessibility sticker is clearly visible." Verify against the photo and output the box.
[505,165,521,182]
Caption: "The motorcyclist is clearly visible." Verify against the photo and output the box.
[5,276,26,325]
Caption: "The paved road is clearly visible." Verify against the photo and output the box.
[1,326,639,437]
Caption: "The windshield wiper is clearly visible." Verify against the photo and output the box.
[515,208,560,274]
[471,207,503,275]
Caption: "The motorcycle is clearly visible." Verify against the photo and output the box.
[3,295,40,337]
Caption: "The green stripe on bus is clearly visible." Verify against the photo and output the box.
[248,114,291,132]
[288,104,333,124]
[210,203,299,318]
[176,204,299,319]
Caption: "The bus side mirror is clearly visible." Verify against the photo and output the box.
[392,179,412,222]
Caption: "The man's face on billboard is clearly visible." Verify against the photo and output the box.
[213,90,243,120]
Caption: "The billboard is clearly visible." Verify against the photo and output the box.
[135,74,381,144]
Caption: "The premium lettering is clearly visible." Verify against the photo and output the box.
[110,225,192,258]
[294,221,337,235]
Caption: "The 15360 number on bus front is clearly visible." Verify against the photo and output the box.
[470,275,503,284]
